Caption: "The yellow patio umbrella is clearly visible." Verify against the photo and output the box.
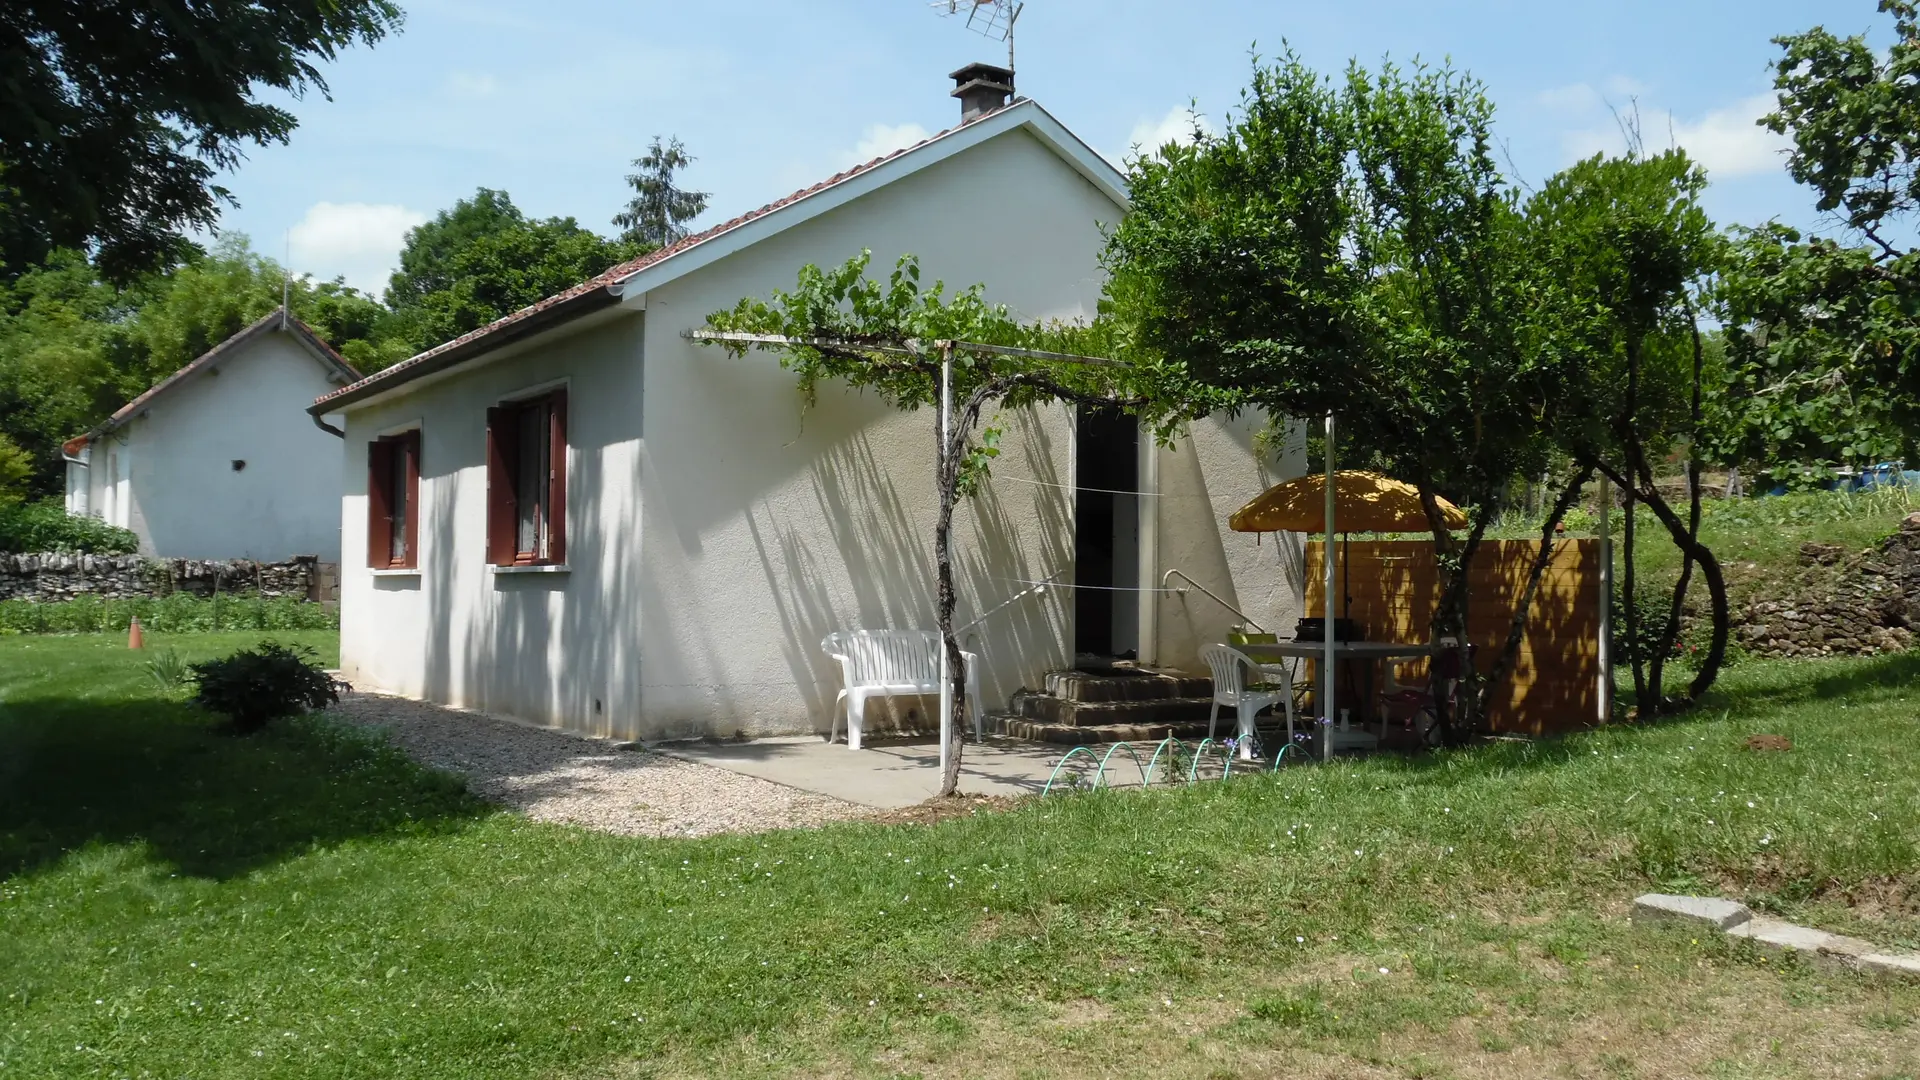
[1229,470,1467,534]
[1229,470,1466,629]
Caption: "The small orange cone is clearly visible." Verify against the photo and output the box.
[128,615,144,650]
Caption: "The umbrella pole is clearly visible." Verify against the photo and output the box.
[1343,532,1352,620]
[1323,413,1336,763]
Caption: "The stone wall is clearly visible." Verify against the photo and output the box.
[1735,514,1920,658]
[0,553,334,603]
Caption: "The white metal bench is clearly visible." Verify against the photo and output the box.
[822,630,983,750]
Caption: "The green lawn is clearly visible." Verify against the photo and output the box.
[2,633,1918,1078]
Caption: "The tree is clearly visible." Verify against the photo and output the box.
[1104,53,1564,739]
[385,189,525,311]
[699,251,1231,795]
[0,1,403,282]
[385,189,642,352]
[1525,150,1729,713]
[613,137,710,248]
[1715,1,1920,481]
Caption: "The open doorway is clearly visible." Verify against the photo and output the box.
[1074,405,1139,661]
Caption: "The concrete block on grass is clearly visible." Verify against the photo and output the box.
[1861,953,1920,979]
[1632,894,1753,930]
[1726,918,1877,968]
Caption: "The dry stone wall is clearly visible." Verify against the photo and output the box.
[0,553,331,603]
[1734,514,1920,659]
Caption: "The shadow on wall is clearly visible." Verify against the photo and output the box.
[412,390,648,741]
[1157,416,1306,668]
[744,409,1073,736]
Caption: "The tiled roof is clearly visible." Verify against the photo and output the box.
[64,309,358,455]
[312,101,1017,412]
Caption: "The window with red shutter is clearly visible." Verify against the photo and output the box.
[485,392,567,566]
[367,431,421,570]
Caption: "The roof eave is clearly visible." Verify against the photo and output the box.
[307,284,621,417]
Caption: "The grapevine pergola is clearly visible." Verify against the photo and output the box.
[687,328,1138,791]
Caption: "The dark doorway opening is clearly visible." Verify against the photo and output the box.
[1074,405,1140,660]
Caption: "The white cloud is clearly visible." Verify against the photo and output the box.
[1601,74,1649,99]
[1537,82,1601,113]
[1665,94,1791,178]
[443,72,499,99]
[843,123,932,168]
[286,202,427,297]
[1123,106,1215,163]
[1562,92,1789,179]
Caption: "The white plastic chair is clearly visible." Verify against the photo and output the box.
[822,630,983,750]
[1201,644,1293,761]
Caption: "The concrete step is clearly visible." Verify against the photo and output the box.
[996,718,1219,746]
[1041,670,1212,703]
[1015,693,1219,728]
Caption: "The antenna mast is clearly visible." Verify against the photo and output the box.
[929,0,1025,74]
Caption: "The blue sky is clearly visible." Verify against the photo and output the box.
[231,0,1878,296]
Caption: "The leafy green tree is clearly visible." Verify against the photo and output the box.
[613,137,709,248]
[1715,1,1920,481]
[385,188,525,311]
[384,189,642,351]
[0,432,33,507]
[0,250,145,493]
[1104,53,1564,738]
[1526,150,1728,712]
[1,1,403,282]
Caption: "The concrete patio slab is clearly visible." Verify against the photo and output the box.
[654,736,1079,809]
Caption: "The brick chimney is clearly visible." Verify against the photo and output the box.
[951,62,1014,122]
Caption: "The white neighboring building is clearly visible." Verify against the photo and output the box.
[311,70,1305,742]
[63,309,361,561]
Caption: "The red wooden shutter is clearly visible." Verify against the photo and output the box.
[485,407,518,565]
[546,389,567,565]
[366,439,393,569]
[401,431,422,569]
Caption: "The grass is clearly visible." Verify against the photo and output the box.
[2,633,1919,1078]
[0,593,338,635]
[1626,487,1920,603]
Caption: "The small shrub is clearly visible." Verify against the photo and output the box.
[0,498,140,554]
[188,642,348,734]
[144,647,191,692]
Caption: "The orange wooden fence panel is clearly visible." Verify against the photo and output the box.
[1305,539,1602,736]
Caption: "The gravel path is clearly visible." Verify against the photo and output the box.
[329,692,872,838]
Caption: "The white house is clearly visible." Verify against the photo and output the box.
[311,70,1306,742]
[64,309,361,562]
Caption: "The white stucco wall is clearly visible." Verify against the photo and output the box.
[634,131,1107,736]
[336,125,1118,739]
[64,453,90,517]
[85,437,133,532]
[89,331,349,560]
[1150,414,1308,672]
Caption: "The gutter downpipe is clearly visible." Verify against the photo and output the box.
[311,412,345,438]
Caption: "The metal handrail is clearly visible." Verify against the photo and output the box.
[1160,569,1266,632]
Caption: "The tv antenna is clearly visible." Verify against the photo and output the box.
[929,0,1025,72]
